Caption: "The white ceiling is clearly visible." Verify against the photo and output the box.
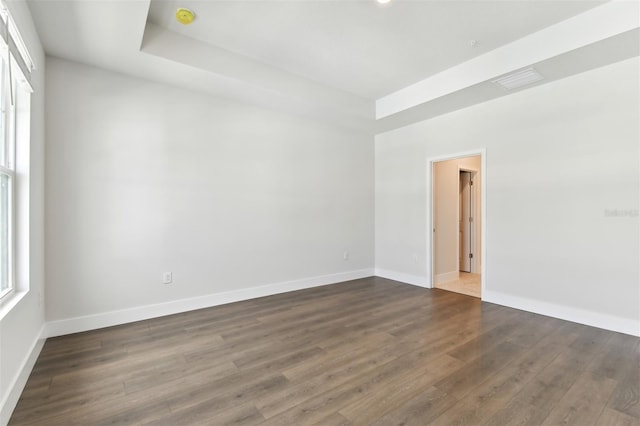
[147,0,604,100]
[25,0,639,134]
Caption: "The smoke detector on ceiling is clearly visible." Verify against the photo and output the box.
[176,8,195,25]
[493,68,544,90]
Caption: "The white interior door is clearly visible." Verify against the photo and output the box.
[459,171,472,272]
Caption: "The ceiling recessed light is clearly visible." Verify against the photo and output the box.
[377,0,392,4]
[176,8,195,25]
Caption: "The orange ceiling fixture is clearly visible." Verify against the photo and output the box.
[175,8,195,25]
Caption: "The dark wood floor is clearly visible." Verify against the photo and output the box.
[10,277,640,425]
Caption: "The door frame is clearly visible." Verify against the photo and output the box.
[426,149,486,299]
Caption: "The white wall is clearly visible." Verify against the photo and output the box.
[375,57,639,335]
[0,1,46,424]
[434,155,481,283]
[45,57,374,331]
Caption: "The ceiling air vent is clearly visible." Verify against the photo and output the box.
[493,68,544,90]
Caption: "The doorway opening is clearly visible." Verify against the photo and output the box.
[459,170,476,273]
[429,153,484,298]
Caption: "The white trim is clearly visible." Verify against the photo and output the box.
[0,289,23,321]
[484,289,640,337]
[426,149,487,298]
[434,271,459,286]
[374,268,428,288]
[0,324,45,426]
[480,152,487,298]
[43,269,374,338]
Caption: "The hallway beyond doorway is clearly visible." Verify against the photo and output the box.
[435,272,481,298]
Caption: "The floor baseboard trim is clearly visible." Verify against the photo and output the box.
[374,268,428,288]
[483,289,640,337]
[44,269,374,338]
[0,324,46,426]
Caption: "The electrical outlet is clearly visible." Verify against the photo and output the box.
[162,272,172,284]
[413,254,418,263]
[343,251,349,261]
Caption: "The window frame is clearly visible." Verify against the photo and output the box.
[0,0,31,303]
[0,50,17,301]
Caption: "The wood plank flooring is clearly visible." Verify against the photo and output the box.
[10,277,640,425]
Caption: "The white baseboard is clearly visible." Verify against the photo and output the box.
[374,268,428,288]
[0,325,45,426]
[483,289,640,337]
[44,269,374,338]
[435,270,459,285]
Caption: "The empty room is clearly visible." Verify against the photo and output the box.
[0,0,639,425]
